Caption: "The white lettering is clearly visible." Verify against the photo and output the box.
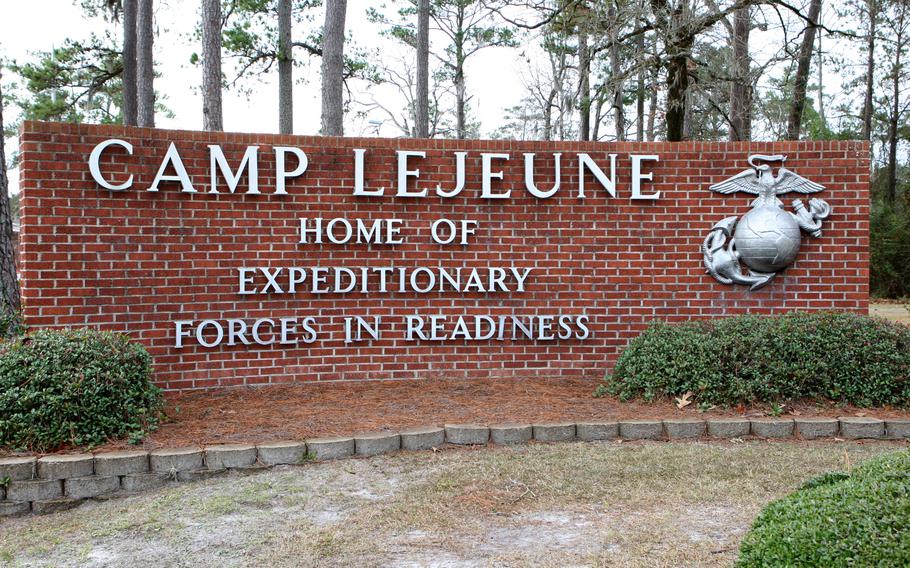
[274,146,308,195]
[89,139,134,190]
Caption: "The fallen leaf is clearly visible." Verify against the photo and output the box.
[675,391,694,410]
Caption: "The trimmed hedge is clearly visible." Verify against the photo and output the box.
[0,329,163,452]
[601,311,910,407]
[737,449,910,567]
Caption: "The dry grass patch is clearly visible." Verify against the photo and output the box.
[0,440,904,567]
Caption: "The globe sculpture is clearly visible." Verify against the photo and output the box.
[733,205,802,273]
[702,154,832,291]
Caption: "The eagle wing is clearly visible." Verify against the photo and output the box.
[773,168,825,195]
[709,169,762,195]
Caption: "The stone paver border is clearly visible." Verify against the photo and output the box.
[1,416,906,517]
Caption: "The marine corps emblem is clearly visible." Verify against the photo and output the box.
[702,154,831,291]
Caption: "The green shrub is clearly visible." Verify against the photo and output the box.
[0,329,163,452]
[737,449,910,567]
[602,311,910,407]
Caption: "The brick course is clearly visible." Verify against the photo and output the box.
[19,122,869,391]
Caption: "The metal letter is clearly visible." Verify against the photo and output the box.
[396,150,427,197]
[274,146,308,195]
[149,142,196,193]
[631,154,660,200]
[436,152,467,197]
[524,153,561,198]
[577,153,617,199]
[89,139,133,191]
[209,145,259,194]
[481,153,510,199]
[353,148,384,196]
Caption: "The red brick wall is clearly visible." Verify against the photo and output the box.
[18,121,870,391]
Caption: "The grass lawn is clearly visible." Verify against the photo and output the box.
[1,440,904,567]
[871,302,910,326]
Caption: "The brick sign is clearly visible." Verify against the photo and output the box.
[19,122,869,390]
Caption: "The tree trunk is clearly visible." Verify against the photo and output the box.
[321,0,347,136]
[122,0,138,126]
[543,89,554,140]
[455,57,466,138]
[816,11,826,131]
[578,19,590,141]
[887,8,903,203]
[636,19,645,141]
[785,0,822,140]
[201,0,223,131]
[729,6,751,141]
[137,0,155,127]
[861,0,876,141]
[0,78,22,336]
[647,31,658,141]
[664,3,691,142]
[278,0,293,134]
[415,0,430,138]
[592,90,604,140]
[609,3,625,141]
[664,37,692,141]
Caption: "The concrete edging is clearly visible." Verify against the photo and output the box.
[1,416,906,517]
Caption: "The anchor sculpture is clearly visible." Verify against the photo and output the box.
[702,155,831,291]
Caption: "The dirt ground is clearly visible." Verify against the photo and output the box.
[1,440,904,568]
[80,376,908,453]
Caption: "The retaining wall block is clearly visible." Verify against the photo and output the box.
[533,423,576,442]
[120,472,172,492]
[445,424,490,445]
[399,427,445,451]
[205,445,258,470]
[795,418,839,439]
[885,419,910,440]
[306,437,355,460]
[94,451,150,476]
[706,419,751,438]
[489,424,533,445]
[31,499,80,515]
[619,420,664,440]
[37,454,94,480]
[576,422,619,441]
[0,486,4,500]
[355,433,401,457]
[0,501,30,517]
[256,441,308,465]
[231,465,271,477]
[750,419,795,438]
[663,419,706,439]
[0,456,36,481]
[65,476,121,499]
[839,417,885,439]
[149,447,204,473]
[177,469,228,482]
[6,479,62,502]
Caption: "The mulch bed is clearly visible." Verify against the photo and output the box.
[83,377,910,453]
